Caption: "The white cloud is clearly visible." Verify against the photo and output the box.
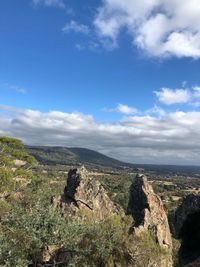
[190,87,200,106]
[94,0,200,58]
[75,42,100,51]
[2,105,200,164]
[75,44,85,51]
[146,105,166,117]
[1,83,27,94]
[32,0,65,8]
[104,104,138,114]
[62,20,90,34]
[155,85,200,105]
[155,88,191,105]
[116,104,138,114]
[193,86,200,98]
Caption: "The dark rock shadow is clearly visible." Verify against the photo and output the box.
[179,212,200,266]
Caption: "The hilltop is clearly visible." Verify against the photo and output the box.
[25,146,133,169]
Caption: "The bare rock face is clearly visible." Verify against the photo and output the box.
[52,166,122,220]
[127,174,172,250]
[175,194,200,266]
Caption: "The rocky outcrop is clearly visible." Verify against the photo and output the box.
[52,166,122,220]
[126,174,173,267]
[175,194,200,237]
[175,194,200,266]
[127,174,172,250]
[127,174,172,248]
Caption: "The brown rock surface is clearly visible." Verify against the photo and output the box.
[127,173,172,250]
[52,166,122,220]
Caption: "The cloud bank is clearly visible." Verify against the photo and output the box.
[94,0,200,58]
[2,105,200,165]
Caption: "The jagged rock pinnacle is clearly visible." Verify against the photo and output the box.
[127,173,172,250]
[52,166,122,220]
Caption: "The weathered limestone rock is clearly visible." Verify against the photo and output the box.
[52,166,122,220]
[126,174,172,267]
[127,174,172,250]
[175,194,200,266]
[13,159,26,167]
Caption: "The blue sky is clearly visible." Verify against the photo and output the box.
[1,0,200,165]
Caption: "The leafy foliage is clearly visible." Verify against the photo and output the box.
[0,136,37,196]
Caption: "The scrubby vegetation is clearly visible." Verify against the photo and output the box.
[0,137,174,267]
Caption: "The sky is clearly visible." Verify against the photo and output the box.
[1,0,200,165]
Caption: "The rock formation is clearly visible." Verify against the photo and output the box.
[125,174,172,267]
[51,169,175,267]
[175,194,200,237]
[127,174,172,250]
[175,194,200,266]
[52,166,122,220]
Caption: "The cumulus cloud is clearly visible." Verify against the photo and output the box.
[155,86,200,105]
[2,105,200,165]
[104,104,138,114]
[155,88,191,105]
[146,105,166,117]
[32,0,65,8]
[62,20,90,34]
[94,0,200,58]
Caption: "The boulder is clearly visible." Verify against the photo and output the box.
[13,159,26,167]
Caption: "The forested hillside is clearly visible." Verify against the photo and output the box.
[25,146,132,169]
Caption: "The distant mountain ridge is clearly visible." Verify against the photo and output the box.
[25,146,132,169]
[25,145,200,174]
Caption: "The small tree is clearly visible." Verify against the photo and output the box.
[0,137,37,195]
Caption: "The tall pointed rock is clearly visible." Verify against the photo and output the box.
[52,166,122,220]
[127,174,172,249]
